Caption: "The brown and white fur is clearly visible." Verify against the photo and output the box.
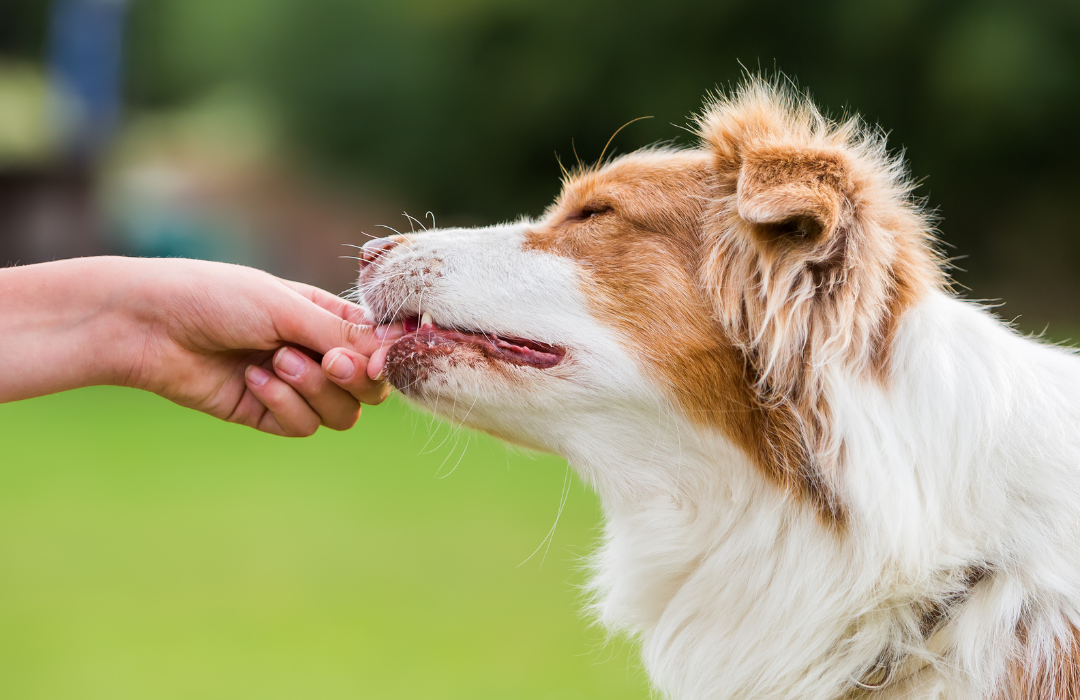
[357,78,1080,700]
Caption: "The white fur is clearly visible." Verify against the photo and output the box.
[361,221,1080,700]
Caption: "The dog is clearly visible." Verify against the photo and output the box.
[357,78,1080,700]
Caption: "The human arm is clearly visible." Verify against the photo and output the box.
[0,256,401,435]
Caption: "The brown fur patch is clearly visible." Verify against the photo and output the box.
[525,150,847,522]
[998,620,1080,700]
[525,80,943,524]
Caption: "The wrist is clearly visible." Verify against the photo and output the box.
[0,257,156,401]
[84,257,170,390]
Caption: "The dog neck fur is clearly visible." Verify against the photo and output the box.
[364,78,1080,700]
[695,80,943,524]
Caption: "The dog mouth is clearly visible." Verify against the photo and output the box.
[389,313,566,371]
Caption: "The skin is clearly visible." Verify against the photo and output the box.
[0,256,403,437]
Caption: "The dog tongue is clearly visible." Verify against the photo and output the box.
[394,315,564,368]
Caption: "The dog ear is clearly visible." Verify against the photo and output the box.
[689,80,945,524]
[697,79,940,367]
[735,145,852,249]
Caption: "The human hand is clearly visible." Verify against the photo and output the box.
[124,258,404,436]
[0,257,402,436]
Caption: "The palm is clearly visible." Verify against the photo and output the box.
[164,348,275,420]
[131,265,315,423]
[0,256,391,437]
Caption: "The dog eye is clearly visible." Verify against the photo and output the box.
[567,204,612,222]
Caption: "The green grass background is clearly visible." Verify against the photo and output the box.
[0,387,650,700]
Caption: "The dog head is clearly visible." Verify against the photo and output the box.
[359,78,941,521]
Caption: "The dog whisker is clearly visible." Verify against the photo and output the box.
[403,211,428,232]
[357,76,1073,699]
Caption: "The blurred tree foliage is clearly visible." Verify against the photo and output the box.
[0,0,50,61]
[5,0,1080,323]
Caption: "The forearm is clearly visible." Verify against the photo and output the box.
[0,257,147,403]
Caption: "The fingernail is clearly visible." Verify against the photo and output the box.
[247,365,270,387]
[325,353,356,381]
[375,325,392,339]
[368,349,387,381]
[275,348,305,378]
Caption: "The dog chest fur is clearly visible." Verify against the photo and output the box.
[359,78,1080,700]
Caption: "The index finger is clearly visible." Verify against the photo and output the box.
[281,279,371,325]
[271,289,405,358]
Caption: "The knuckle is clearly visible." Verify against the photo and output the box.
[230,411,257,429]
[342,321,362,347]
[228,399,267,430]
[341,321,373,350]
[281,423,305,438]
[255,410,283,436]
[327,408,361,431]
[282,412,321,438]
[262,383,289,407]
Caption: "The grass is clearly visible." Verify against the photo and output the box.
[0,387,651,700]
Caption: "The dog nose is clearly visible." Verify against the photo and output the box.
[360,237,400,268]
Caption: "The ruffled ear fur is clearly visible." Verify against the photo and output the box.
[695,77,943,516]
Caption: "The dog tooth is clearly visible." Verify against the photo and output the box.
[421,312,433,328]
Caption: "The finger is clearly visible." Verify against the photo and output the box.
[367,343,391,381]
[323,347,393,405]
[374,322,405,343]
[273,296,404,358]
[272,347,361,431]
[226,370,280,432]
[280,279,370,325]
[243,364,322,437]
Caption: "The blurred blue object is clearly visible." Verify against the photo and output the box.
[47,0,128,159]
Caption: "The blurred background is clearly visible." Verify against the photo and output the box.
[0,1,1078,698]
